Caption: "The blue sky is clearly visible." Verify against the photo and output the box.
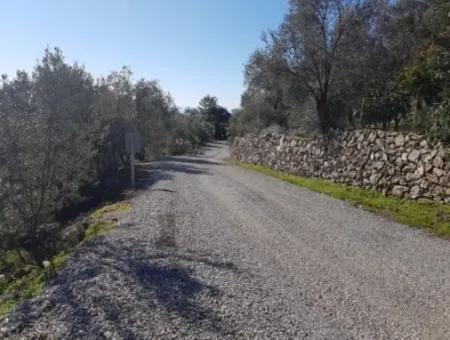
[1,0,288,110]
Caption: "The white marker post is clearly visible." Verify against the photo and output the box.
[125,131,141,188]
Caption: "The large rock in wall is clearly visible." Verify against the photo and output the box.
[231,130,450,203]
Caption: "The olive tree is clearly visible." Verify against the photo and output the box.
[0,49,97,264]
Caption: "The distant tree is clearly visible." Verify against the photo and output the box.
[198,95,231,139]
[180,107,213,146]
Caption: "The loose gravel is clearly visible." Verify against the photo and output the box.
[1,142,450,339]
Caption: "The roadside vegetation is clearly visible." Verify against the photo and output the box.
[0,202,130,317]
[230,0,449,142]
[0,49,230,263]
[0,49,230,317]
[237,163,450,237]
[230,0,449,233]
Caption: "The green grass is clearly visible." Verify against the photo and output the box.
[236,162,450,237]
[84,202,130,242]
[0,250,69,317]
[0,202,130,317]
[90,202,130,220]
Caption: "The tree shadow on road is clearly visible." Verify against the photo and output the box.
[135,159,212,191]
[7,236,241,339]
[202,141,226,149]
[162,156,225,166]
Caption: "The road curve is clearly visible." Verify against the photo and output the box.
[2,141,450,339]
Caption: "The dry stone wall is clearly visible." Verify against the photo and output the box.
[231,130,450,203]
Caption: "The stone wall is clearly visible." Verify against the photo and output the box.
[231,130,450,202]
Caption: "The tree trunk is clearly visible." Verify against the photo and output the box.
[316,95,330,134]
[394,118,400,131]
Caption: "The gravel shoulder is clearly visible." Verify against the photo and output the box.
[1,141,450,339]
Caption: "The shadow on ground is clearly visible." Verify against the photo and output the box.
[202,141,226,150]
[135,156,215,191]
[8,235,241,338]
[2,143,237,338]
[162,157,224,166]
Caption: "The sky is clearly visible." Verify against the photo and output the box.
[0,0,289,110]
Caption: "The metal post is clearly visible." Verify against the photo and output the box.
[130,137,135,188]
[126,131,140,188]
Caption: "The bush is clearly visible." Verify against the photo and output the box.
[0,48,220,266]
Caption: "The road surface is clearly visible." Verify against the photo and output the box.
[2,141,450,339]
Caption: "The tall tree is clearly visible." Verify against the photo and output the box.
[276,0,365,132]
[94,67,137,167]
[0,48,97,264]
[135,79,179,158]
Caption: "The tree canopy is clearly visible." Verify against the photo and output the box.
[0,48,221,264]
[231,0,450,142]
[198,95,231,140]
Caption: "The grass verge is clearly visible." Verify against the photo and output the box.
[0,202,130,317]
[236,162,450,237]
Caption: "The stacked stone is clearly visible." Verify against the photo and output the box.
[231,130,450,203]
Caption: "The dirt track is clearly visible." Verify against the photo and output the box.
[2,141,450,339]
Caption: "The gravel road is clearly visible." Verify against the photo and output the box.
[2,141,450,339]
